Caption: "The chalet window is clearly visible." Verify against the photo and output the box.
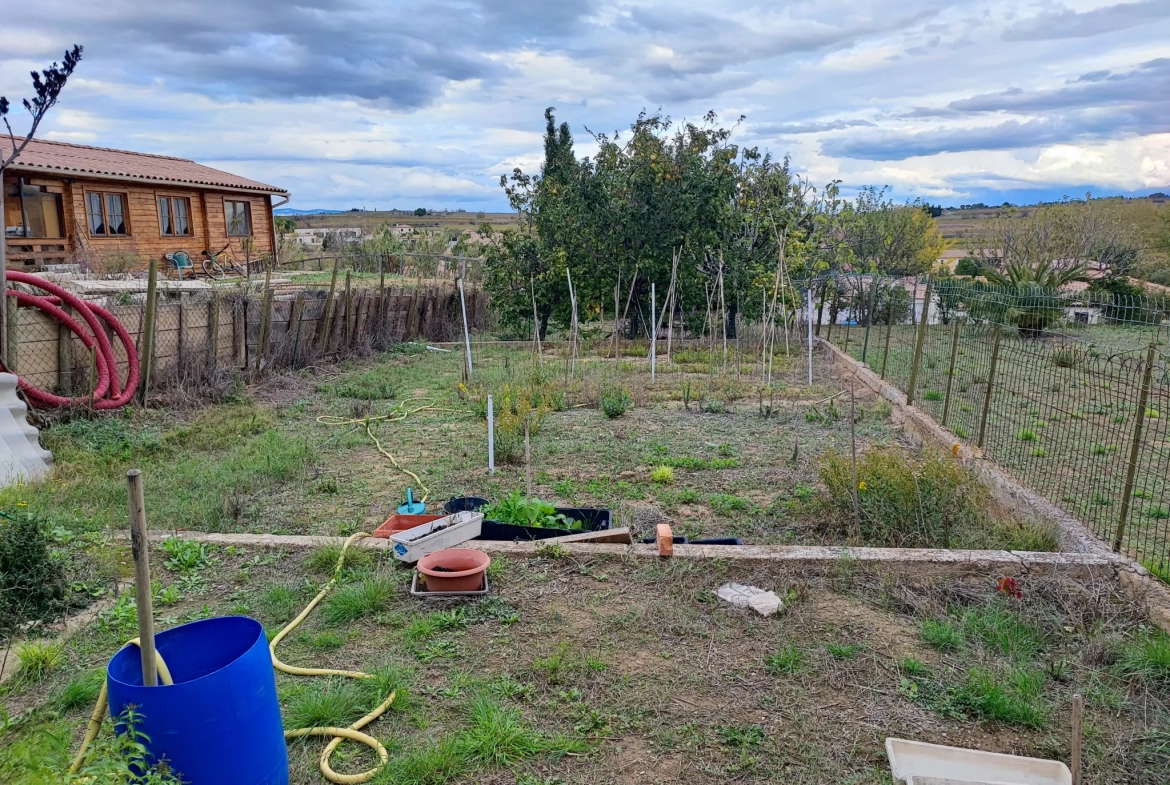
[225,200,251,236]
[16,181,64,239]
[158,196,191,236]
[86,191,129,236]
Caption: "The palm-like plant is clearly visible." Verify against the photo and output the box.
[978,257,1088,338]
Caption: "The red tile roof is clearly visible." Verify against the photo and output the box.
[5,136,287,194]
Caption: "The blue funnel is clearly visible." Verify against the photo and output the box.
[398,488,425,515]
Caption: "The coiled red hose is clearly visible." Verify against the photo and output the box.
[2,271,140,409]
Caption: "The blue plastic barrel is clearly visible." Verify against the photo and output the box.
[106,616,288,785]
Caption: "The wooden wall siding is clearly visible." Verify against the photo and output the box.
[5,284,484,397]
[3,172,275,271]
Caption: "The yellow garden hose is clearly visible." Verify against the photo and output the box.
[316,397,460,503]
[71,532,396,784]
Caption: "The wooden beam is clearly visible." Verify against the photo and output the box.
[544,527,634,545]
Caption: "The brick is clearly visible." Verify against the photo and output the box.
[656,524,674,557]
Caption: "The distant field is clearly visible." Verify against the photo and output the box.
[291,210,521,234]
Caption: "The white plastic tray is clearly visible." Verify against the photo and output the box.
[887,738,1071,785]
[389,511,482,563]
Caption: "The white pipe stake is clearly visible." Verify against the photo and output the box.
[807,287,813,386]
[458,278,472,380]
[486,394,495,475]
[650,282,657,380]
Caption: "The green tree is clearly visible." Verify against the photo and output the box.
[414,207,427,216]
[841,187,949,276]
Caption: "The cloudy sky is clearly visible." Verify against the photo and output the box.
[3,0,1168,211]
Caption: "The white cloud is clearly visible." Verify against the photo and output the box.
[0,0,1167,209]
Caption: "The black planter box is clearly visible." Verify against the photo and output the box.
[443,496,612,541]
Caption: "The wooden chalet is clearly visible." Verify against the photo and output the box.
[3,137,288,271]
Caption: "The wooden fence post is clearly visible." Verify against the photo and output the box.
[209,291,220,372]
[344,270,353,348]
[58,303,73,394]
[138,259,158,404]
[289,291,306,366]
[941,320,961,426]
[861,276,877,364]
[4,296,17,375]
[319,257,340,352]
[976,328,1002,449]
[256,288,273,373]
[905,278,932,406]
[879,312,893,380]
[178,296,187,370]
[1113,343,1157,552]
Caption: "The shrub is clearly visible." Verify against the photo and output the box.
[1051,345,1085,369]
[488,384,554,464]
[600,387,632,418]
[0,512,67,633]
[651,466,674,484]
[16,639,65,682]
[819,447,988,548]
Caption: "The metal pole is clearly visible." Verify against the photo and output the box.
[127,469,158,687]
[977,328,1002,449]
[941,320,961,426]
[905,278,932,406]
[807,287,813,386]
[650,282,657,380]
[458,277,472,380]
[1113,342,1157,552]
[487,394,495,475]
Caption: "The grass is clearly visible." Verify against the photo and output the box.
[258,584,301,621]
[950,666,1049,728]
[961,601,1045,661]
[458,697,586,766]
[922,618,963,651]
[53,669,103,711]
[765,644,807,674]
[825,642,865,660]
[322,576,396,624]
[15,640,64,682]
[650,466,674,484]
[1117,630,1170,683]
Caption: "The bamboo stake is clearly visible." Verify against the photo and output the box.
[850,380,860,537]
[458,277,473,380]
[650,282,657,380]
[1071,694,1083,785]
[524,414,532,497]
[530,275,542,367]
[127,469,158,687]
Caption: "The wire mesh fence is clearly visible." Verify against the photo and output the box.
[5,271,488,407]
[819,273,1170,571]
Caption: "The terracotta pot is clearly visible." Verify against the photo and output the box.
[416,548,491,593]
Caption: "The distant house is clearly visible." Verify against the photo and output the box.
[2,137,288,270]
[390,224,413,238]
[293,227,365,248]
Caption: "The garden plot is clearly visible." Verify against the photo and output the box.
[2,344,1055,554]
[3,541,1169,784]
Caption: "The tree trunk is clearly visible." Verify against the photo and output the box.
[725,300,738,339]
[539,308,551,341]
